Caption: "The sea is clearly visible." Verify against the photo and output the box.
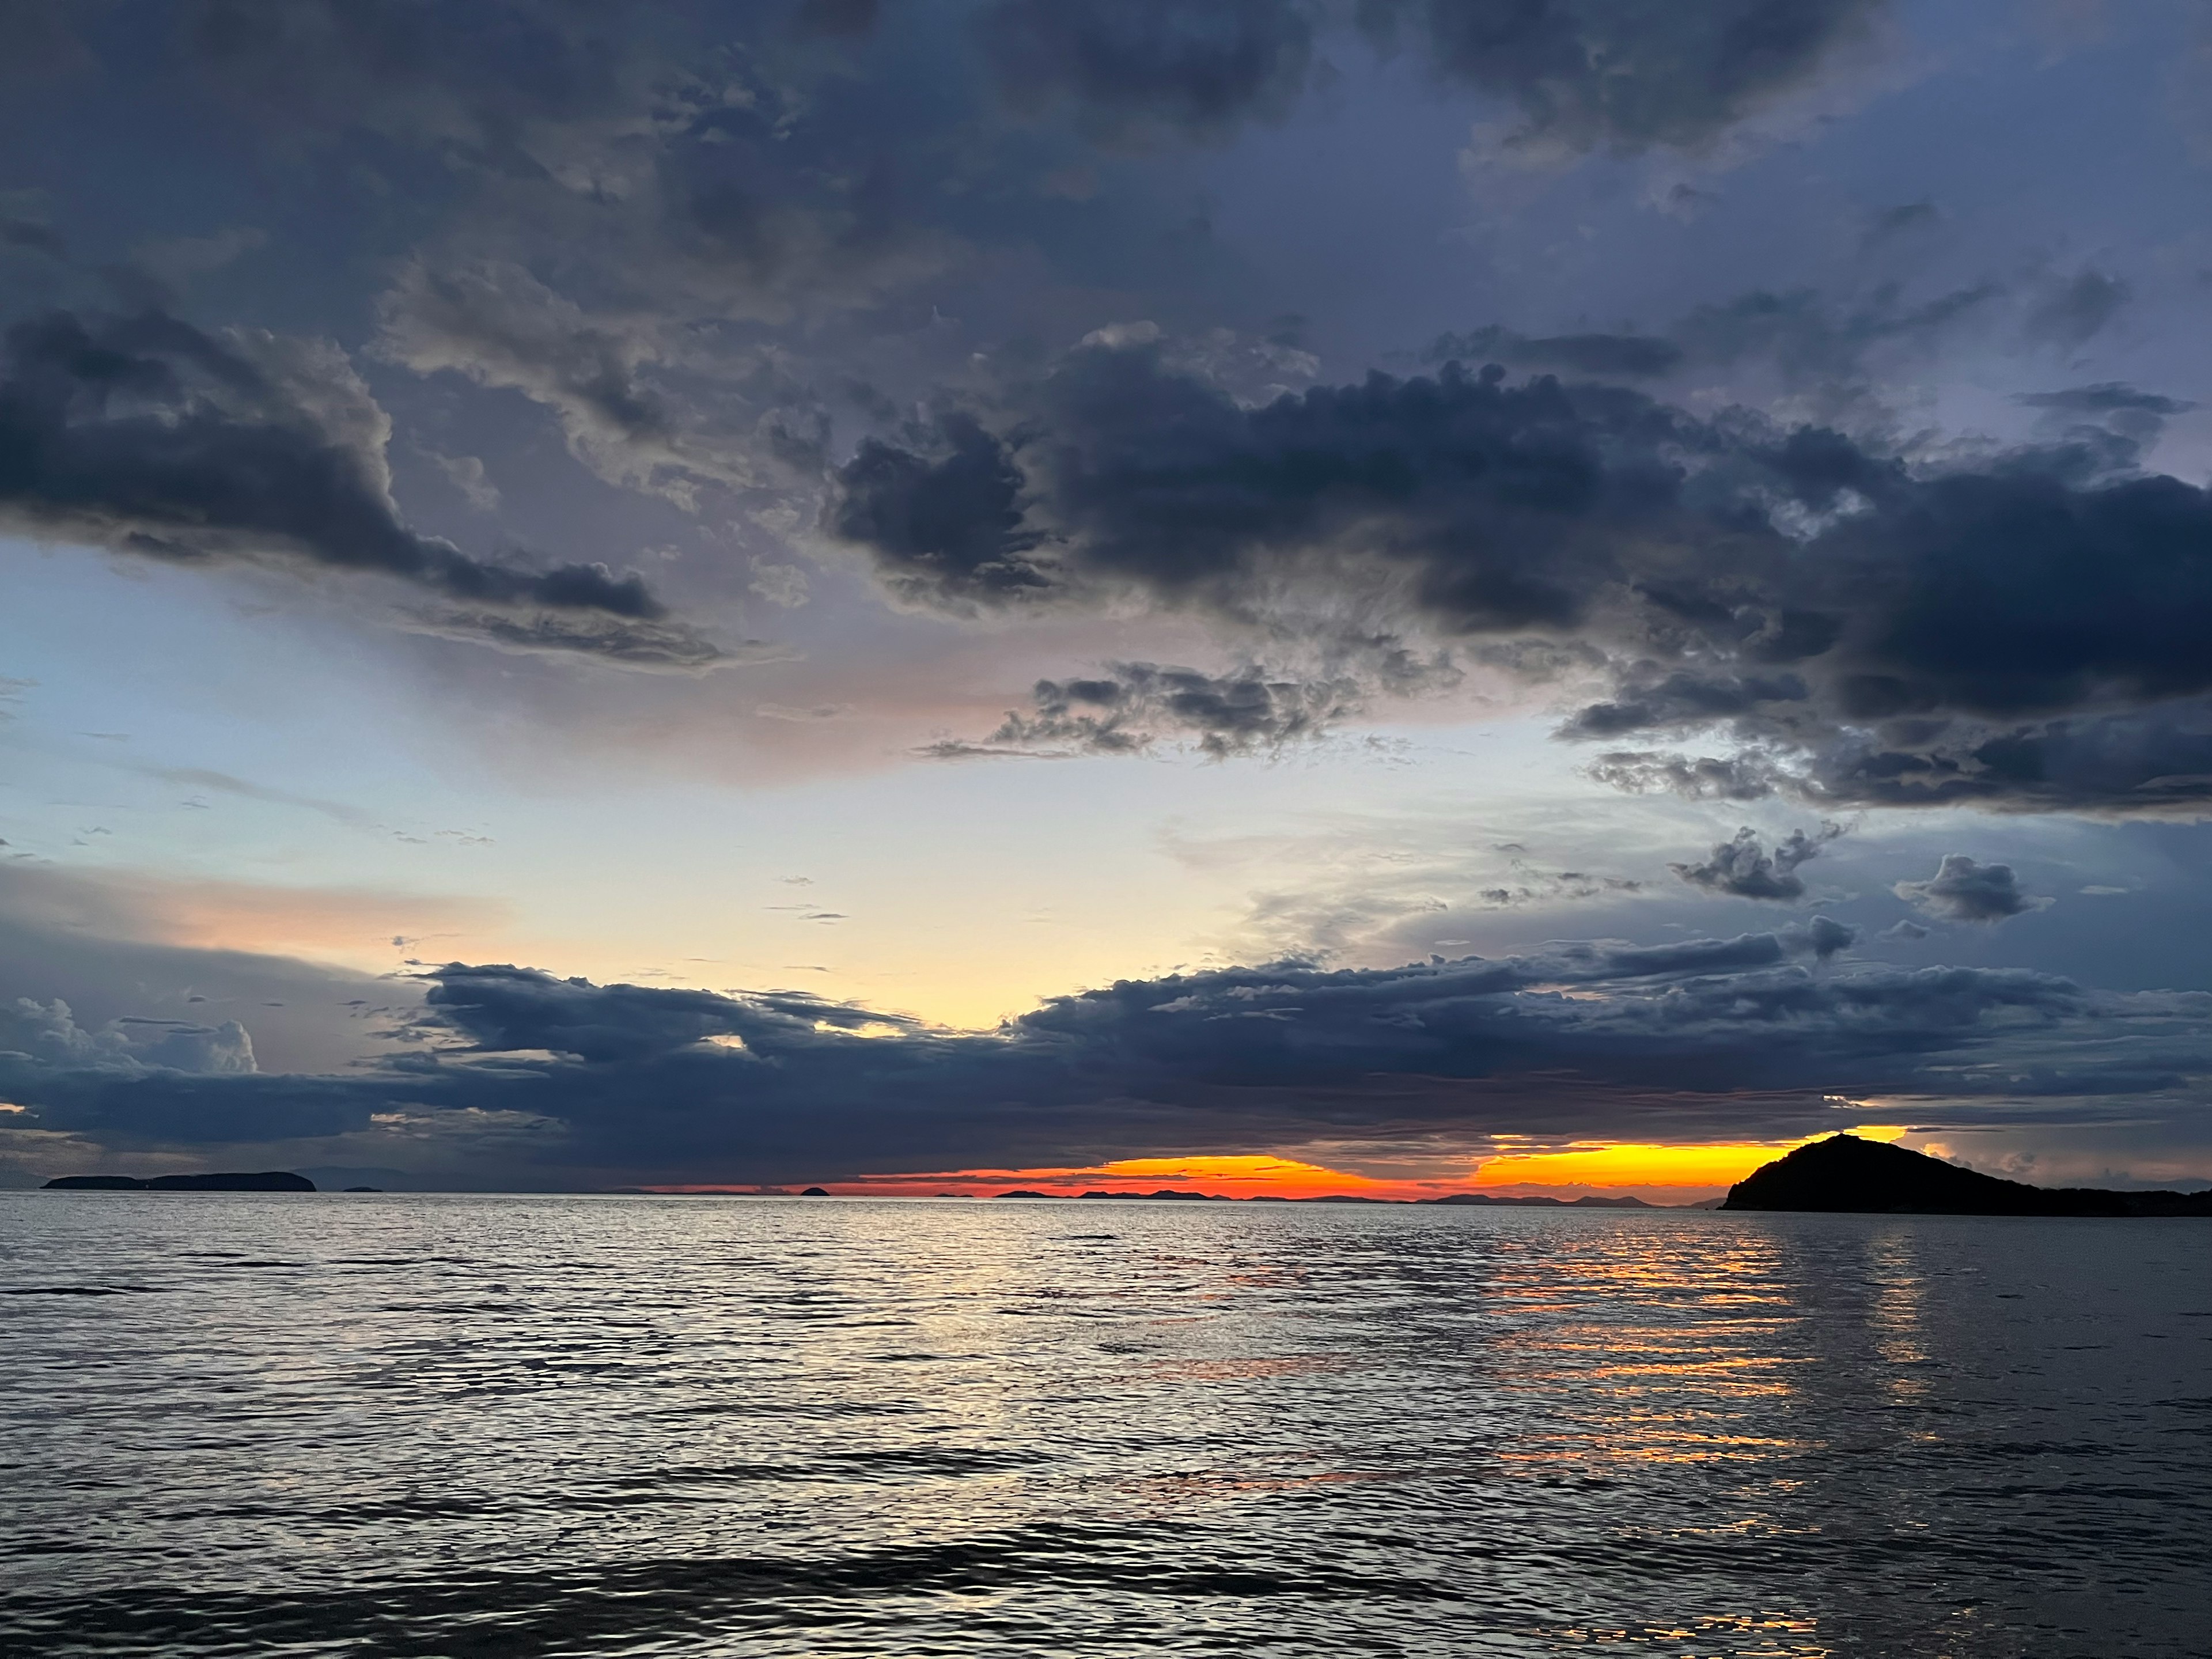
[1,1193,2206,1658]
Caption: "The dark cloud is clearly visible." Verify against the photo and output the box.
[1894,854,2050,925]
[1668,281,2004,386]
[0,309,701,662]
[2015,382,2195,450]
[2024,268,2129,351]
[827,414,1051,609]
[1364,0,1889,156]
[791,0,880,39]
[1425,326,1684,378]
[174,0,660,163]
[1559,671,1812,740]
[828,338,2212,812]
[11,930,2210,1184]
[2016,384,2195,418]
[0,2,1921,630]
[976,0,1317,145]
[979,662,1362,757]
[0,218,67,259]
[1670,824,1840,902]
[963,642,1455,757]
[1861,199,1938,248]
[150,0,1884,172]
[827,350,1689,632]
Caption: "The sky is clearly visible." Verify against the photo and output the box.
[3,0,2212,1199]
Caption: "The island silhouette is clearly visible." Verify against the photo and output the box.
[43,1172,317,1192]
[1724,1135,2212,1216]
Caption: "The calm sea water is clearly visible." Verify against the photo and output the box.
[1,1194,2206,1658]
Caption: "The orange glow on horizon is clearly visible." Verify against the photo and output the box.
[835,1154,1410,1200]
[1467,1127,1908,1191]
[644,1128,1911,1202]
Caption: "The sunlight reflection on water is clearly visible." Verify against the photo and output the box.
[2,1194,2206,1656]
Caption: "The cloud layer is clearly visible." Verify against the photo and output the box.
[9,920,2209,1187]
[827,343,2212,812]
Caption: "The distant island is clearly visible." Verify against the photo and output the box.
[43,1172,317,1192]
[1724,1135,2212,1217]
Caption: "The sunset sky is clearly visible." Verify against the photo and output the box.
[4,1,2212,1198]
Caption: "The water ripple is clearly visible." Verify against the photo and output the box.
[2,1194,2206,1656]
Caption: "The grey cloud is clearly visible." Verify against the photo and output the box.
[1669,280,2003,386]
[1861,199,1938,248]
[1425,325,1684,378]
[0,309,694,661]
[1670,824,1840,902]
[175,0,658,163]
[13,2,1917,586]
[11,934,2207,1185]
[1894,854,2051,925]
[1,997,253,1077]
[1430,278,2014,424]
[1587,749,1782,802]
[1478,868,1640,907]
[828,338,2212,812]
[826,350,1680,631]
[974,649,1455,757]
[827,413,1050,610]
[987,662,1359,757]
[161,0,1884,172]
[1366,0,1889,156]
[2024,268,2129,350]
[2016,384,2195,418]
[404,609,726,672]
[1,218,67,259]
[1559,671,1812,740]
[976,0,1317,145]
[377,262,705,496]
[793,0,880,38]
[2015,382,2194,449]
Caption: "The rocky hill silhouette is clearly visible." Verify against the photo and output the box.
[1724,1136,2212,1217]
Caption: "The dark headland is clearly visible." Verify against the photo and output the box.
[1724,1135,2212,1217]
[43,1172,317,1192]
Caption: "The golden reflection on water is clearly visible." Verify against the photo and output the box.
[5,1195,2203,1659]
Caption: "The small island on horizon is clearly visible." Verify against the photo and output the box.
[1723,1135,2212,1217]
[43,1172,317,1192]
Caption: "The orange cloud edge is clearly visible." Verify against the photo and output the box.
[643,1130,1910,1204]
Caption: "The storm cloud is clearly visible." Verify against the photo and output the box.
[9,929,2206,1186]
[825,338,2212,811]
[0,309,703,663]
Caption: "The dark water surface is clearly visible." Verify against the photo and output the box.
[2,1194,2206,1657]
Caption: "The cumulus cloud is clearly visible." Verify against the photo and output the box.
[824,337,2212,812]
[1,997,254,1076]
[1671,824,1841,902]
[1893,854,2051,925]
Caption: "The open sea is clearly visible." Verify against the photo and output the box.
[1,1192,2206,1657]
